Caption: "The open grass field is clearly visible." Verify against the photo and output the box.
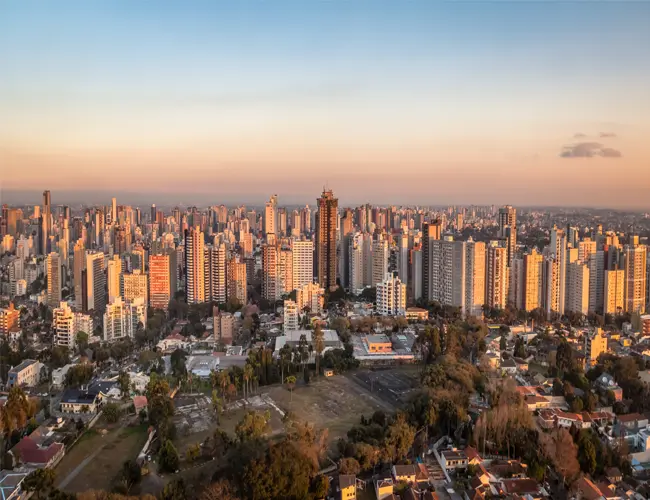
[55,423,149,494]
[263,373,395,442]
[347,365,421,407]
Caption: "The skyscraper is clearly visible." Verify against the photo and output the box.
[486,243,508,310]
[107,254,122,303]
[349,232,365,294]
[421,219,442,302]
[40,190,51,255]
[204,243,227,303]
[376,273,407,316]
[86,251,107,313]
[264,195,277,236]
[603,269,625,315]
[521,249,543,312]
[292,239,314,290]
[624,245,647,314]
[46,252,62,307]
[261,243,279,301]
[566,261,590,315]
[122,269,148,304]
[185,226,205,304]
[227,256,247,304]
[73,239,85,309]
[316,189,338,291]
[372,237,389,287]
[498,205,517,266]
[464,239,486,317]
[149,253,171,310]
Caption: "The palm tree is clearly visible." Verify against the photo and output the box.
[211,390,222,425]
[243,364,254,400]
[285,375,297,403]
[279,344,292,384]
[313,325,325,377]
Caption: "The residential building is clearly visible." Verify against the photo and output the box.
[465,239,486,317]
[261,243,280,301]
[0,303,20,335]
[278,247,293,296]
[421,219,442,302]
[566,261,590,315]
[519,249,543,311]
[122,269,148,304]
[8,359,44,388]
[85,251,106,313]
[376,273,407,316]
[624,245,647,314]
[585,328,608,366]
[73,239,85,309]
[338,474,357,500]
[283,300,300,332]
[296,282,325,315]
[604,269,625,315]
[498,205,517,266]
[227,256,247,304]
[588,250,605,314]
[46,252,62,307]
[486,242,508,309]
[550,226,567,316]
[264,195,277,236]
[149,253,171,310]
[185,226,205,304]
[213,308,235,344]
[405,307,428,321]
[53,301,93,348]
[371,237,389,287]
[204,243,227,303]
[348,232,365,294]
[107,254,122,303]
[103,297,146,342]
[292,239,314,290]
[60,388,101,413]
[316,189,338,291]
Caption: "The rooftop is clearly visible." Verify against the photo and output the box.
[8,359,39,373]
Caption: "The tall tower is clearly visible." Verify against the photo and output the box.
[486,243,508,309]
[498,205,517,266]
[624,245,647,314]
[316,189,338,291]
[184,226,205,304]
[41,190,51,255]
[149,253,171,311]
[292,239,314,290]
[47,252,62,307]
[421,219,442,302]
[86,251,107,313]
[204,243,227,304]
[107,254,122,303]
[264,195,278,237]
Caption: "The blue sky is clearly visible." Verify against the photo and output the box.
[1,1,649,207]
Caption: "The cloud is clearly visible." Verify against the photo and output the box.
[599,132,617,138]
[573,133,586,138]
[560,142,622,158]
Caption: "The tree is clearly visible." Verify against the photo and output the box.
[286,375,297,402]
[121,459,142,492]
[243,363,254,400]
[382,413,416,463]
[313,325,325,377]
[76,331,89,352]
[556,340,574,374]
[310,474,330,499]
[64,364,94,387]
[23,468,56,499]
[160,479,187,500]
[499,335,507,351]
[103,402,120,423]
[170,349,187,378]
[540,428,580,484]
[235,410,270,442]
[199,480,239,500]
[118,371,131,398]
[339,457,361,475]
[211,389,223,424]
[514,337,526,358]
[159,439,180,473]
[146,374,175,429]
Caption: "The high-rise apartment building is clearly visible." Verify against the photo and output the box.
[430,237,465,311]
[624,245,647,314]
[550,227,567,315]
[498,205,517,266]
[372,238,389,287]
[421,220,442,302]
[585,328,607,366]
[122,269,148,304]
[464,240,486,317]
[296,282,325,315]
[486,243,508,310]
[566,261,590,315]
[376,273,407,316]
[213,308,235,344]
[103,297,146,342]
[73,239,85,309]
[278,247,293,297]
[542,257,561,318]
[53,302,93,348]
[40,190,51,255]
[185,226,205,304]
[588,250,605,314]
[227,256,247,305]
[578,239,597,263]
[283,300,300,331]
[149,253,171,310]
[603,269,625,315]
[107,254,122,303]
[349,232,365,294]
[46,252,62,307]
[205,243,227,303]
[316,189,338,291]
[264,195,277,236]
[86,251,106,313]
[261,243,279,301]
[292,239,313,290]
[0,303,20,335]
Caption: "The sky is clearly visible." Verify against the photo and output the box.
[1,1,650,208]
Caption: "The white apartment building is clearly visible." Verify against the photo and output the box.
[292,239,313,290]
[103,297,147,342]
[283,300,300,332]
[296,282,325,315]
[122,269,148,304]
[567,261,590,315]
[53,301,93,348]
[376,273,407,316]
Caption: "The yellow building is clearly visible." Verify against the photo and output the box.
[585,328,607,366]
[338,475,356,500]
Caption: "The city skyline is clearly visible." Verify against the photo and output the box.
[2,1,650,209]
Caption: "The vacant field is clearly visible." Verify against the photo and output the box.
[264,374,394,442]
[56,423,149,493]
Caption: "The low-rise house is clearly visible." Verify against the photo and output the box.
[133,395,148,415]
[8,359,44,388]
[51,363,75,388]
[499,478,547,498]
[10,428,65,469]
[616,413,649,436]
[555,410,590,429]
[595,373,624,401]
[156,332,189,353]
[499,358,517,375]
[405,307,428,321]
[374,477,394,500]
[338,474,356,500]
[525,395,551,411]
[60,388,101,413]
[391,463,429,485]
[573,476,621,500]
[440,449,468,471]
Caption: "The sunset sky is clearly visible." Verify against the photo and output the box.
[2,1,649,208]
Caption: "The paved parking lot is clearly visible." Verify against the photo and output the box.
[348,367,420,406]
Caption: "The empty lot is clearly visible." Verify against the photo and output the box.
[348,366,420,407]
